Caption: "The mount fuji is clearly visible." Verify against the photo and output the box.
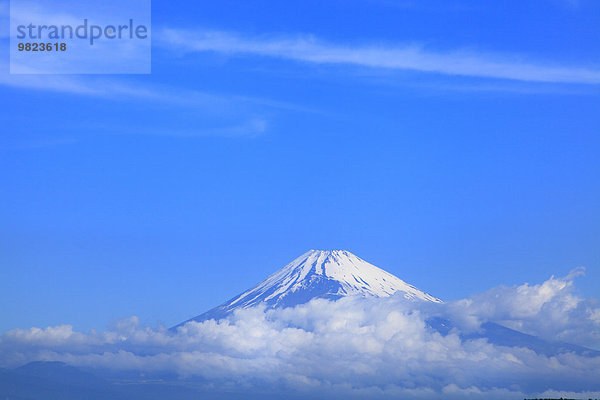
[177,250,441,326]
[173,250,600,358]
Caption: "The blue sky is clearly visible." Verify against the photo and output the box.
[0,0,599,332]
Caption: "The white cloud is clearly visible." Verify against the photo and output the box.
[444,267,600,347]
[158,29,600,84]
[0,55,303,139]
[0,71,271,138]
[0,271,599,399]
[0,51,317,139]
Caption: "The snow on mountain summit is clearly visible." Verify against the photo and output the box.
[243,249,441,303]
[177,250,441,326]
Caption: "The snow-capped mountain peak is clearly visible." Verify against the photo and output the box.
[177,250,441,325]
[234,249,441,303]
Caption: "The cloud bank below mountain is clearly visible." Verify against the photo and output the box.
[1,270,599,399]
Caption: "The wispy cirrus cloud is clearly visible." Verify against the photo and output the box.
[0,71,271,138]
[159,29,600,84]
[0,63,301,112]
[0,54,307,140]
